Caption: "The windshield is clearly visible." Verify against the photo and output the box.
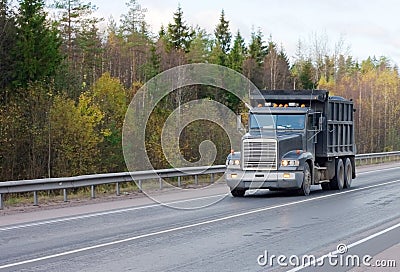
[250,114,305,130]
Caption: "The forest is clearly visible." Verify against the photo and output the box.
[1,0,400,181]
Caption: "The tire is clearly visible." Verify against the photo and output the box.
[321,183,330,190]
[231,188,246,197]
[297,163,312,196]
[344,158,352,189]
[330,158,344,190]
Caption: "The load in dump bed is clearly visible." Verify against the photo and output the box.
[225,90,356,197]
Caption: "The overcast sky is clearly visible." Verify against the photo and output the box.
[92,0,400,66]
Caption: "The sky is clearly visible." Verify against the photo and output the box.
[92,0,400,66]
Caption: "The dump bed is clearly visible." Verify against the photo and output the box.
[250,90,356,158]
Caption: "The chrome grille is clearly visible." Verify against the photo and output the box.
[242,139,277,170]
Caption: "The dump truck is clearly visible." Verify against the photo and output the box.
[225,90,356,197]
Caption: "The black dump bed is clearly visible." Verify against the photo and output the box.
[250,90,356,158]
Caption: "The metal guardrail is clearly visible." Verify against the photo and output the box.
[0,165,225,210]
[1,152,400,209]
[355,151,400,165]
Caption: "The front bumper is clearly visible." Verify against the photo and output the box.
[225,168,304,190]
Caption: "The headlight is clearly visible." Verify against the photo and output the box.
[281,159,299,167]
[226,159,240,166]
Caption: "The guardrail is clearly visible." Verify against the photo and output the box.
[1,151,400,209]
[355,151,400,165]
[0,166,225,210]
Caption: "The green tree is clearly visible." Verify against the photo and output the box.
[166,5,194,52]
[0,0,17,92]
[120,0,148,35]
[50,94,103,177]
[0,82,54,180]
[243,28,267,88]
[89,73,127,171]
[76,21,103,88]
[142,44,161,80]
[210,9,231,66]
[214,10,231,54]
[298,59,316,89]
[228,30,246,72]
[187,28,211,63]
[12,0,62,87]
[53,0,97,61]
[53,0,100,98]
[248,28,267,65]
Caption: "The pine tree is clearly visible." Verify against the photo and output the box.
[120,0,148,36]
[248,28,267,65]
[299,59,316,89]
[212,9,231,66]
[228,30,246,72]
[12,0,62,87]
[187,28,211,63]
[0,0,17,92]
[52,0,100,97]
[166,5,194,52]
[76,21,103,88]
[143,44,161,80]
[53,0,97,62]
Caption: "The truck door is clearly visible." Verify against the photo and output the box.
[306,114,316,155]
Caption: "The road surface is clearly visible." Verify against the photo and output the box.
[0,163,399,271]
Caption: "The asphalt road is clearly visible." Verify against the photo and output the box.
[1,163,399,271]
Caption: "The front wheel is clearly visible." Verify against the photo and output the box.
[297,163,312,196]
[231,188,246,197]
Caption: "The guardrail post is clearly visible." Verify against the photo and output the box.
[33,191,38,206]
[116,182,120,196]
[195,175,198,185]
[210,173,214,184]
[138,180,142,192]
[159,177,163,190]
[0,193,3,210]
[63,189,68,202]
[91,185,96,199]
[178,176,181,187]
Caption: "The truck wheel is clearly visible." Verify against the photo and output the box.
[231,188,246,197]
[330,159,344,190]
[344,158,352,188]
[297,163,311,196]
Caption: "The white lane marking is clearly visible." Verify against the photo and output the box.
[1,179,400,270]
[0,194,227,232]
[2,166,399,232]
[287,222,400,272]
[357,166,400,175]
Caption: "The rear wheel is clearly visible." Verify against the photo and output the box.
[344,158,353,188]
[330,158,344,190]
[297,163,312,196]
[231,188,246,197]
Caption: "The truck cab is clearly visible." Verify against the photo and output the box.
[225,90,356,197]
